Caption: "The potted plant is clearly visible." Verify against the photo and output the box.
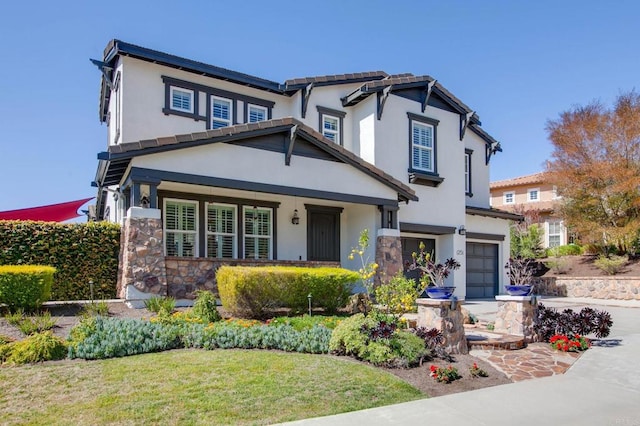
[409,242,461,299]
[504,257,536,296]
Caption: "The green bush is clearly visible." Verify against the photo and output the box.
[374,272,421,315]
[67,317,183,360]
[1,331,67,365]
[510,224,544,259]
[329,313,428,367]
[192,290,221,323]
[183,323,332,354]
[546,244,583,257]
[80,301,110,317]
[594,255,628,275]
[0,265,55,311]
[217,266,359,319]
[0,221,120,301]
[6,310,57,335]
[144,296,176,316]
[267,314,343,331]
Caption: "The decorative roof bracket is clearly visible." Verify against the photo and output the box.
[377,85,393,120]
[301,83,314,118]
[90,59,114,90]
[421,80,437,112]
[485,141,502,165]
[459,111,475,141]
[285,125,299,166]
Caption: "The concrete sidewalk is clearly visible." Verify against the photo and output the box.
[281,298,640,426]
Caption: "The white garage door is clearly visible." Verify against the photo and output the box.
[466,242,498,298]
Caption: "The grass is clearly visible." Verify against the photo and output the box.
[0,349,424,425]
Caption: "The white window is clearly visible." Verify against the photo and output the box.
[322,114,340,144]
[243,206,272,260]
[164,199,198,257]
[206,203,236,258]
[170,87,194,113]
[548,220,563,247]
[528,188,540,202]
[464,152,471,194]
[248,104,267,123]
[211,96,232,129]
[412,121,434,172]
[504,191,515,204]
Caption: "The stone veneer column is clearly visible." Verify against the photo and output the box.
[374,229,402,285]
[117,207,168,307]
[416,298,468,354]
[494,295,540,342]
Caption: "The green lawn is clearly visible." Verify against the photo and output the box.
[0,349,424,425]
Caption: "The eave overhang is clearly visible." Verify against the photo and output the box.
[465,206,524,222]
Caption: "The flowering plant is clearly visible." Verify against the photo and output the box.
[549,334,591,352]
[469,362,488,378]
[410,242,461,288]
[429,364,461,383]
[505,257,536,285]
[348,229,379,295]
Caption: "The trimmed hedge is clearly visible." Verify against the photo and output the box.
[0,265,55,311]
[0,221,120,301]
[217,266,359,319]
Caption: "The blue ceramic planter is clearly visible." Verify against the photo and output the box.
[426,287,456,299]
[505,285,533,296]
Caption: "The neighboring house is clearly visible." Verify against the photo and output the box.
[490,172,567,248]
[91,40,520,305]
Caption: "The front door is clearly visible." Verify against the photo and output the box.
[307,205,342,261]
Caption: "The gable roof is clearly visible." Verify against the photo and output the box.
[94,117,418,204]
[490,172,547,190]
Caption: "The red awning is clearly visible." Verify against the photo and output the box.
[0,198,94,223]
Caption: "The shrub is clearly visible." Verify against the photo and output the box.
[217,266,358,319]
[429,365,461,383]
[544,258,571,274]
[0,221,120,301]
[1,331,67,365]
[6,310,57,335]
[329,313,428,367]
[536,303,613,341]
[267,314,343,331]
[546,244,583,257]
[373,272,421,315]
[413,327,451,361]
[183,323,332,354]
[594,255,627,275]
[67,317,183,360]
[192,290,221,323]
[0,265,55,311]
[80,301,110,317]
[144,296,176,316]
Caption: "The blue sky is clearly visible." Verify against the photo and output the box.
[0,0,637,215]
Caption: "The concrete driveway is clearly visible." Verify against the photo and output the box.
[281,298,640,426]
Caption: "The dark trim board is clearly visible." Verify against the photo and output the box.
[129,167,400,207]
[466,206,524,221]
[399,222,456,235]
[466,232,505,241]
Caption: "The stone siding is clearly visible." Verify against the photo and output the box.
[537,277,640,300]
[375,235,402,285]
[417,298,468,354]
[494,296,539,342]
[165,258,340,300]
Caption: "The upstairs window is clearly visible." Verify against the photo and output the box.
[212,96,233,129]
[244,206,272,260]
[464,150,472,196]
[248,104,267,123]
[317,106,346,146]
[164,200,198,257]
[412,122,434,172]
[528,188,540,202]
[206,203,237,259]
[170,87,194,113]
[504,191,515,204]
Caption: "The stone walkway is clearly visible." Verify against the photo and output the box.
[471,343,581,382]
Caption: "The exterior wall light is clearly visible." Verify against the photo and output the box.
[458,225,466,235]
[291,209,300,225]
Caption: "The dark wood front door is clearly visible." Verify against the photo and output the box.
[307,205,342,262]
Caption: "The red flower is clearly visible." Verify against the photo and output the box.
[430,365,438,372]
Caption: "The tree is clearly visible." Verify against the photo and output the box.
[546,91,640,253]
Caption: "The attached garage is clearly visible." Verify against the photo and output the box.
[466,242,499,298]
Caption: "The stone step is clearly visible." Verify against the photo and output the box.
[465,329,527,351]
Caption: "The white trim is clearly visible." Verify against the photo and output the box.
[205,202,237,259]
[411,121,434,173]
[163,198,199,257]
[170,86,194,113]
[503,191,515,205]
[211,95,233,129]
[247,104,268,123]
[464,152,471,193]
[527,188,540,202]
[322,114,340,144]
[242,205,273,260]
